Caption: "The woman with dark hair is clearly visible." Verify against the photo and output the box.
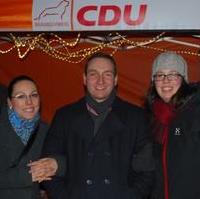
[0,75,48,199]
[146,52,200,199]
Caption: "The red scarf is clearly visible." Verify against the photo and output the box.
[152,99,175,199]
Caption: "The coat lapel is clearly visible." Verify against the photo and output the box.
[70,100,94,141]
[0,107,25,166]
[94,109,125,142]
[69,97,125,143]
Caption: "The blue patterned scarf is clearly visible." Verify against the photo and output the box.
[8,108,40,145]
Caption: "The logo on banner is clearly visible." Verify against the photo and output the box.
[33,0,71,30]
[77,4,147,27]
[32,0,148,31]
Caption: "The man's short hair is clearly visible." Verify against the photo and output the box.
[84,52,117,76]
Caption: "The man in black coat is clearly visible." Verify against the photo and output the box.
[30,52,154,199]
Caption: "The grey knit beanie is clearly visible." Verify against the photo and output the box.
[152,51,188,82]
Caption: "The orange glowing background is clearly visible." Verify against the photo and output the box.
[0,1,32,30]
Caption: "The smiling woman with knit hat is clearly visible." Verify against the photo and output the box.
[146,51,200,199]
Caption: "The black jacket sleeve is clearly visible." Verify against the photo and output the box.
[129,109,155,199]
[42,109,69,199]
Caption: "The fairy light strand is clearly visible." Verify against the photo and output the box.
[0,32,199,63]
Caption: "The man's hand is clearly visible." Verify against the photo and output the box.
[28,158,58,182]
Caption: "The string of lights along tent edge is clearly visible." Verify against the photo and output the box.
[0,32,200,63]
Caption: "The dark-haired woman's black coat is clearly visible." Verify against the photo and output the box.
[0,107,48,199]
[151,90,200,199]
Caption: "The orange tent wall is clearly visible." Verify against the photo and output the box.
[0,1,32,30]
[0,41,200,123]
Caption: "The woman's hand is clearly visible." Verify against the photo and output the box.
[28,158,58,182]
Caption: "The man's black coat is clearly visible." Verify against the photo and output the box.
[42,97,154,199]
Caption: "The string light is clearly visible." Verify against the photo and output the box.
[0,32,199,62]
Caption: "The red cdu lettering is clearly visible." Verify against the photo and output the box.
[77,5,97,26]
[124,4,147,26]
[77,4,147,27]
[98,5,121,26]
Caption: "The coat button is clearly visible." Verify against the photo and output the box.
[104,152,111,156]
[104,178,111,185]
[88,152,94,157]
[86,179,93,185]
